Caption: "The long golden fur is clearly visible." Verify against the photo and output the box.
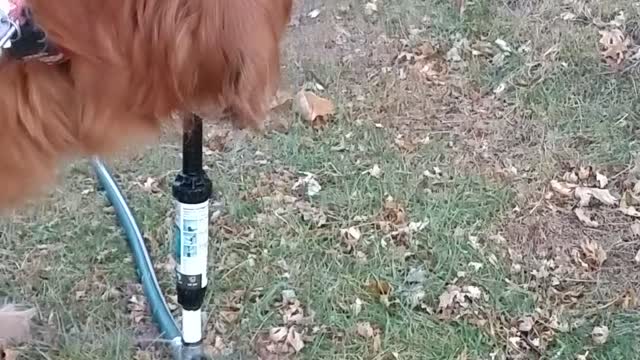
[0,0,293,209]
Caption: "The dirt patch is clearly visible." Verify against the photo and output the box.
[503,163,640,308]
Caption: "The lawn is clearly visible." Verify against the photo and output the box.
[2,0,640,359]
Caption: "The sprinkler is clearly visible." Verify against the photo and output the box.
[172,114,213,360]
[91,113,217,360]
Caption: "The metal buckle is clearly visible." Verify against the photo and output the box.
[0,7,18,48]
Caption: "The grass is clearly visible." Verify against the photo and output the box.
[2,0,640,358]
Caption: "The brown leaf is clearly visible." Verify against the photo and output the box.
[286,327,305,353]
[340,227,362,251]
[268,89,295,133]
[619,288,638,309]
[592,326,609,345]
[550,180,576,196]
[294,90,335,129]
[599,29,631,67]
[372,331,382,353]
[596,172,608,188]
[619,192,640,217]
[367,279,392,307]
[574,187,617,207]
[269,327,288,343]
[578,166,592,180]
[356,322,375,338]
[382,197,407,225]
[574,208,600,228]
[581,240,607,269]
[517,316,535,332]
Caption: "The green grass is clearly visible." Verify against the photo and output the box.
[2,0,640,358]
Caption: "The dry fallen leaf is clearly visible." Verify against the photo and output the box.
[574,208,600,228]
[599,29,631,67]
[307,9,321,19]
[518,316,535,332]
[381,197,407,226]
[268,89,295,132]
[364,2,378,16]
[356,322,375,338]
[367,279,392,307]
[286,327,305,353]
[350,298,364,316]
[292,173,322,197]
[563,171,579,183]
[364,164,383,179]
[574,186,617,207]
[340,226,362,251]
[294,90,335,129]
[550,180,576,196]
[596,172,608,188]
[578,166,592,180]
[619,192,640,217]
[576,351,589,360]
[591,325,609,345]
[581,240,607,269]
[269,327,288,343]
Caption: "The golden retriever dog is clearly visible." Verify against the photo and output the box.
[0,0,293,209]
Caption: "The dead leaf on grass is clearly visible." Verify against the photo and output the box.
[296,202,327,227]
[356,321,382,353]
[563,171,579,183]
[294,90,335,129]
[262,326,306,357]
[598,29,631,68]
[286,327,305,353]
[381,196,407,226]
[356,322,375,338]
[619,288,638,309]
[596,172,608,188]
[364,164,383,179]
[437,285,483,319]
[576,352,590,360]
[268,89,295,132]
[591,325,609,345]
[517,316,535,332]
[574,186,617,207]
[364,2,378,16]
[127,295,148,324]
[580,240,607,269]
[578,166,592,180]
[550,180,577,196]
[394,136,418,153]
[574,208,600,228]
[292,173,322,197]
[367,279,392,307]
[340,226,362,251]
[619,191,640,217]
[351,298,364,316]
